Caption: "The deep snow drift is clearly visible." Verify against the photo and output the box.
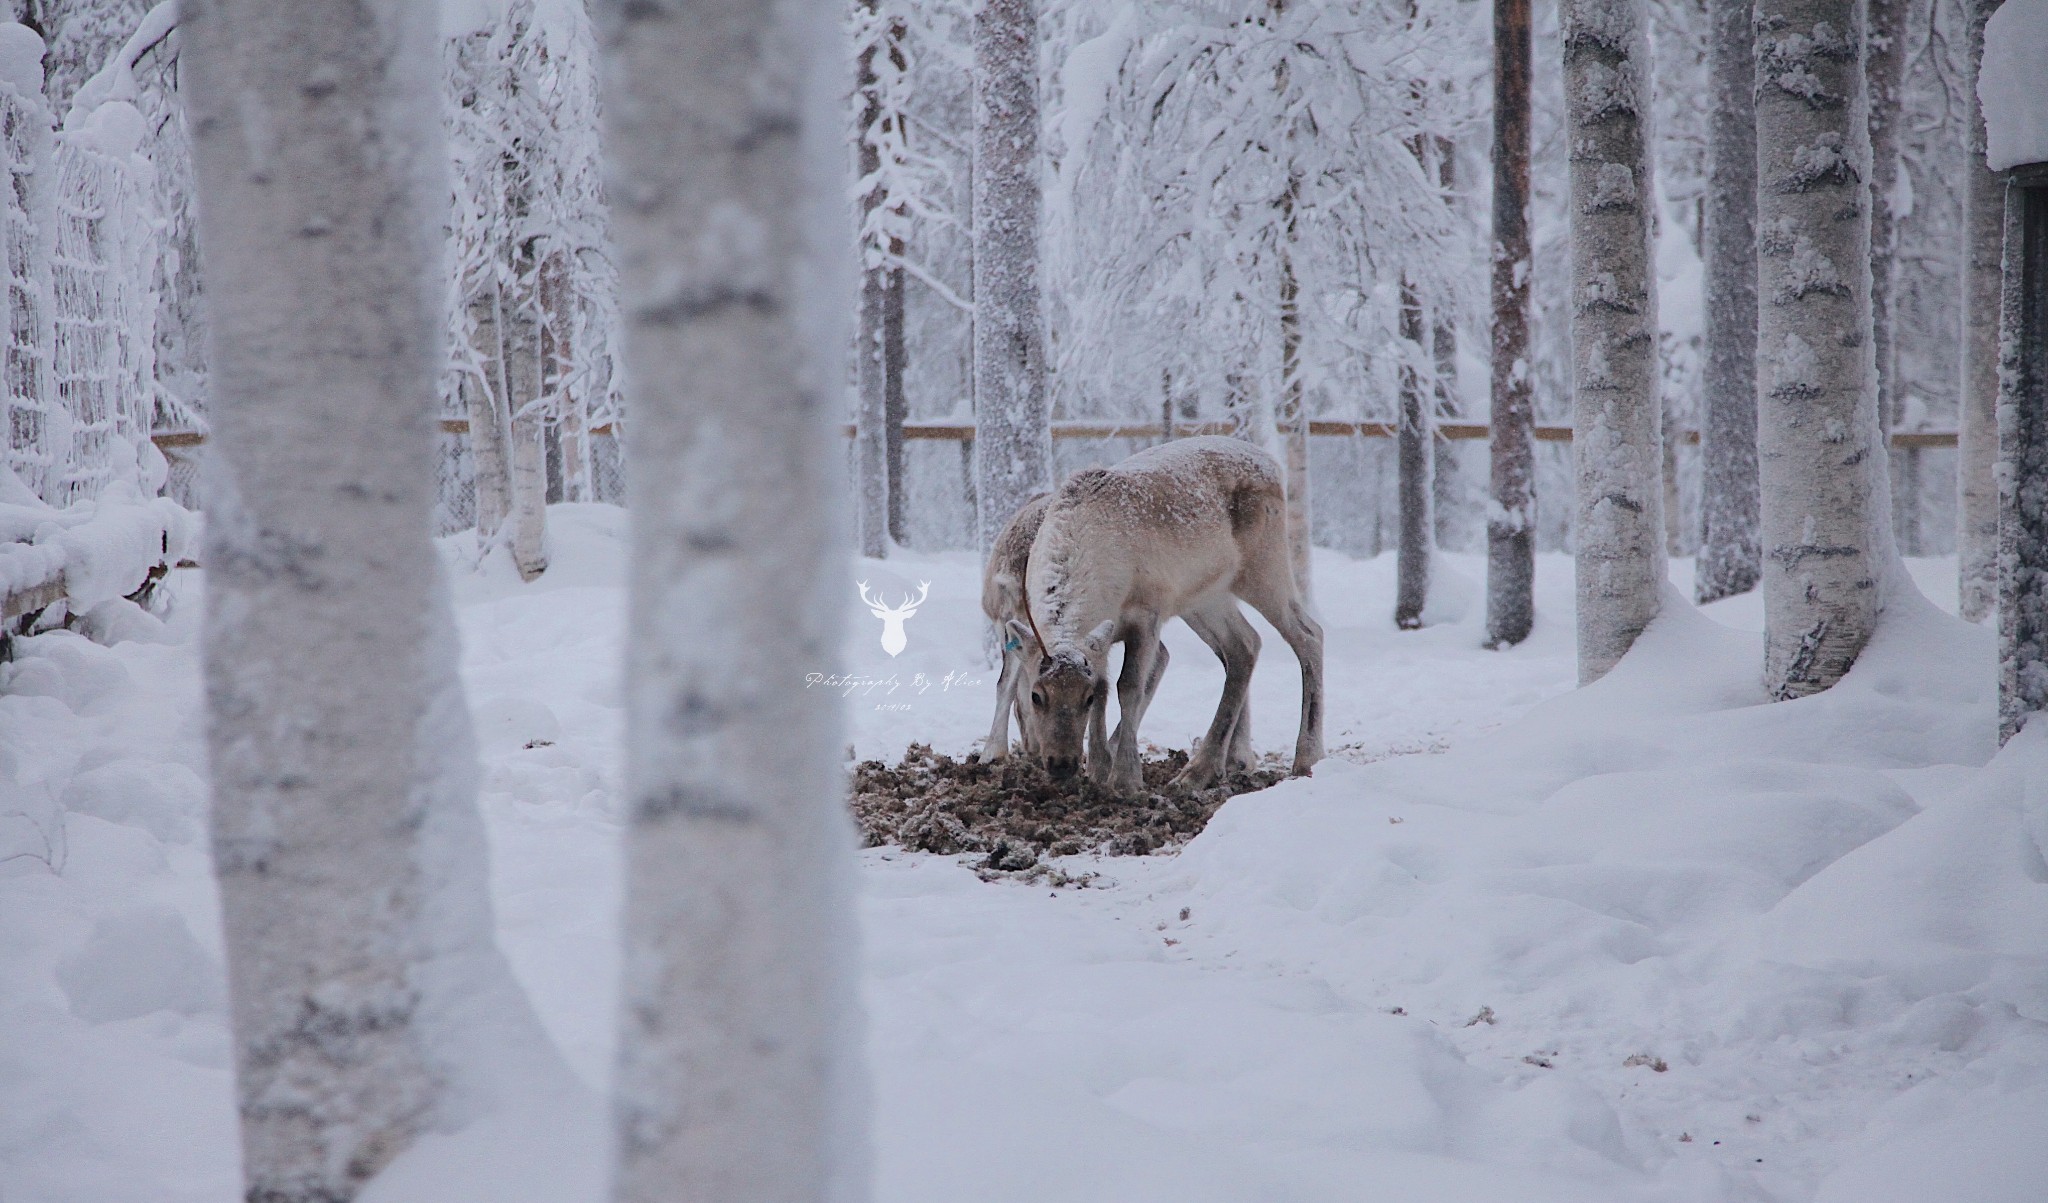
[3,503,2044,1202]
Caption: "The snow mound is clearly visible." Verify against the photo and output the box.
[1981,0,2048,171]
[0,21,44,97]
[1160,593,2044,1196]
[1,483,193,612]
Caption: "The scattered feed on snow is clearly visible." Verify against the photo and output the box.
[850,742,1286,878]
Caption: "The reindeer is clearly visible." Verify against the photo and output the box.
[858,579,930,658]
[973,494,1053,761]
[978,491,1261,770]
[1023,436,1323,796]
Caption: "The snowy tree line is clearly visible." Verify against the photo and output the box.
[0,0,2009,594]
[0,0,623,562]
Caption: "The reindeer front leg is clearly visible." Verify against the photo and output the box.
[1085,677,1113,786]
[1108,621,1160,797]
[974,632,1021,763]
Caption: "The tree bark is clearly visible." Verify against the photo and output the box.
[1753,0,1892,698]
[854,268,890,556]
[1487,0,1536,648]
[1277,185,1314,604]
[854,0,891,558]
[182,2,516,1196]
[504,253,550,580]
[1430,140,1463,550]
[1958,0,2004,622]
[1561,0,1665,683]
[592,2,861,1200]
[1866,0,1907,547]
[464,270,516,541]
[1999,170,2048,743]
[884,261,909,543]
[541,251,591,503]
[1397,274,1432,629]
[1697,0,1761,603]
[971,0,1052,553]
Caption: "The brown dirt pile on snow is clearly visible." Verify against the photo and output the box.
[850,743,1286,880]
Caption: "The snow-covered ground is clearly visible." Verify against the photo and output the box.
[5,503,2045,1202]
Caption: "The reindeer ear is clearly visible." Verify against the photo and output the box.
[1004,618,1035,654]
[1086,619,1115,654]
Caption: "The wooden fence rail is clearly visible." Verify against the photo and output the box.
[149,422,1964,449]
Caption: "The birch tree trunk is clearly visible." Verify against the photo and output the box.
[1396,274,1432,629]
[854,0,891,558]
[183,2,546,1196]
[1866,0,1907,544]
[504,264,550,580]
[1561,0,1665,683]
[1753,0,1892,698]
[592,2,862,1200]
[1958,0,2004,622]
[1277,187,1314,604]
[971,0,1052,552]
[541,250,591,503]
[1267,3,1314,603]
[1431,142,1463,550]
[1999,169,2048,743]
[1696,0,1761,603]
[465,270,516,541]
[1487,0,1537,648]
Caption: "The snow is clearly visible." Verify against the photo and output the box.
[0,482,191,609]
[1980,0,2048,172]
[62,1,176,127]
[5,504,2047,1201]
[0,21,45,97]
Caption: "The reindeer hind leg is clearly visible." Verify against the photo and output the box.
[1234,537,1324,776]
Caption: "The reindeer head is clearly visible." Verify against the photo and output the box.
[858,580,930,657]
[1027,619,1113,780]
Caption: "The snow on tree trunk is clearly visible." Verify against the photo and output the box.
[1959,0,2004,622]
[182,1,561,1196]
[2000,168,2048,743]
[1866,0,1907,535]
[1487,0,1536,649]
[1560,0,1665,684]
[591,0,862,1199]
[854,0,891,559]
[1397,274,1431,629]
[972,0,1051,552]
[1696,0,1761,603]
[39,0,150,114]
[1753,0,1892,698]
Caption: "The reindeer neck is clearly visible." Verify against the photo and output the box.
[1029,507,1122,663]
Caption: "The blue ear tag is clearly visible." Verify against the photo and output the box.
[1004,635,1022,652]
